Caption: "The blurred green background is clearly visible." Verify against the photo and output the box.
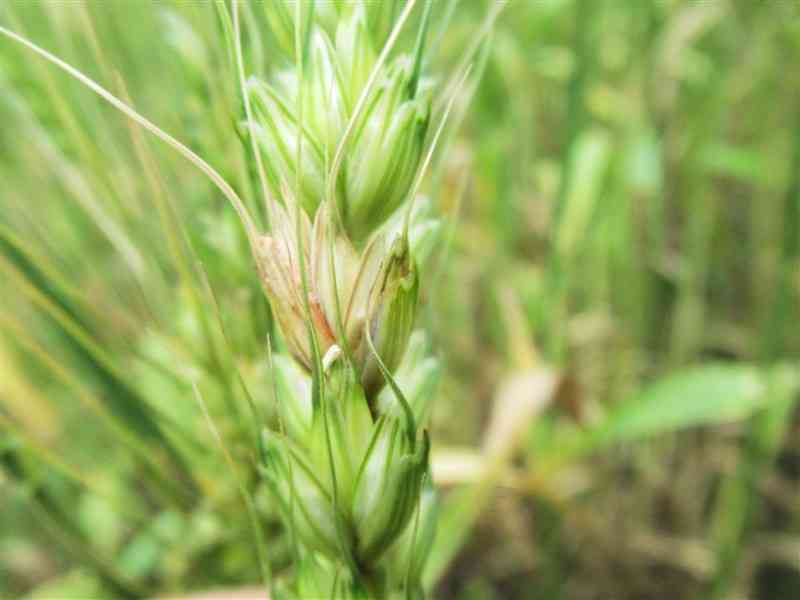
[2,1,800,599]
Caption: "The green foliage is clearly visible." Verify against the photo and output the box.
[596,364,795,446]
[1,1,799,599]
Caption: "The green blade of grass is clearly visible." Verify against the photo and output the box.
[0,228,197,503]
[539,364,800,473]
[0,433,146,599]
